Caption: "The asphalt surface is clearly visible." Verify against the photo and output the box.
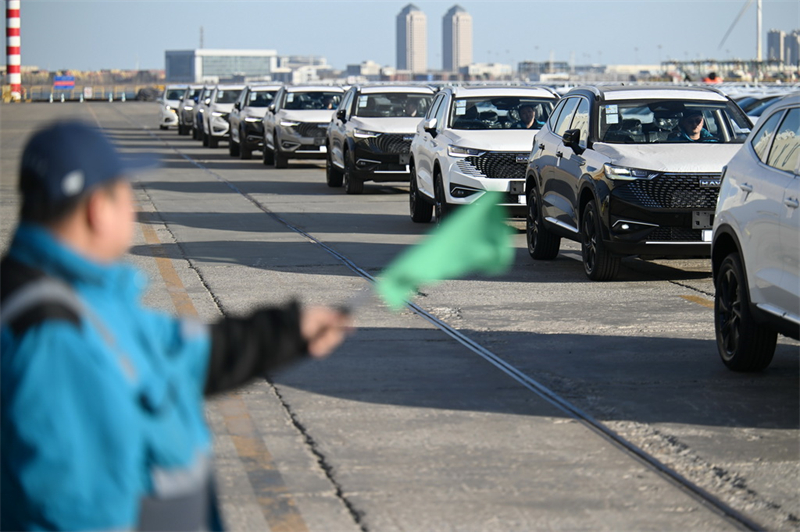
[1,101,798,532]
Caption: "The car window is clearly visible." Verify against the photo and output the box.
[597,100,748,144]
[434,95,449,130]
[427,93,445,120]
[553,97,580,137]
[248,90,276,107]
[354,93,433,118]
[766,108,800,173]
[547,98,568,131]
[214,90,242,104]
[166,89,185,100]
[449,96,555,130]
[751,110,784,163]
[337,90,354,117]
[283,91,341,110]
[569,97,590,148]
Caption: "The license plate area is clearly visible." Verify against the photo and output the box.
[692,210,714,230]
[509,181,525,195]
[399,154,410,165]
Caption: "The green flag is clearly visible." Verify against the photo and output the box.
[375,191,514,310]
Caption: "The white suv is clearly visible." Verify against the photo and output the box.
[158,85,187,130]
[262,85,344,168]
[712,92,800,371]
[203,84,244,148]
[409,86,559,222]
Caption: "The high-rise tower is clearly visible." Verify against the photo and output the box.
[442,5,472,72]
[396,4,427,73]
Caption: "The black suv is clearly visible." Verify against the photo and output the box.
[525,85,752,281]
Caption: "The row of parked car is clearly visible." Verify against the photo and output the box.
[157,82,799,372]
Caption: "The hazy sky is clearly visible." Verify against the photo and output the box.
[12,0,800,71]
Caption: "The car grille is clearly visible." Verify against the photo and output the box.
[364,134,413,154]
[294,122,327,139]
[647,227,706,242]
[459,152,528,180]
[617,173,721,209]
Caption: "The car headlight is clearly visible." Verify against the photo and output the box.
[165,105,175,112]
[183,105,193,110]
[447,145,485,157]
[603,164,656,181]
[244,116,261,123]
[281,119,300,127]
[211,111,227,117]
[354,129,381,139]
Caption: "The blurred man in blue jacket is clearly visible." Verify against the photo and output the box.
[1,121,351,530]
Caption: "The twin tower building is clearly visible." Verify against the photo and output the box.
[397,4,473,74]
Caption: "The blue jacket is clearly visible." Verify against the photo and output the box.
[2,225,213,530]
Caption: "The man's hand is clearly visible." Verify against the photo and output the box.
[300,307,353,358]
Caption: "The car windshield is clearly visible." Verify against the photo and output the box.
[597,100,751,144]
[248,90,277,107]
[166,89,185,100]
[450,96,555,130]
[214,89,242,104]
[283,91,342,110]
[185,88,201,101]
[353,93,433,118]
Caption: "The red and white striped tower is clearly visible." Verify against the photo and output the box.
[6,0,21,101]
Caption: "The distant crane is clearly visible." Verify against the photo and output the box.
[719,0,762,61]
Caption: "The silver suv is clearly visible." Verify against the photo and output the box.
[262,85,344,168]
[712,92,800,371]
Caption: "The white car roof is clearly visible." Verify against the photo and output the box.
[594,86,729,103]
[449,86,558,99]
[285,85,344,93]
[249,84,283,91]
[358,85,435,95]
[213,84,245,91]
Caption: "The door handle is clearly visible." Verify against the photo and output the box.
[556,151,563,158]
[739,183,753,193]
[785,197,800,209]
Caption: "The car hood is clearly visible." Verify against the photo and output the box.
[243,107,268,119]
[591,142,740,173]
[280,110,336,123]
[445,129,538,152]
[350,117,423,134]
[211,103,234,113]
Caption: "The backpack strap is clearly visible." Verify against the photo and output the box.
[0,257,82,336]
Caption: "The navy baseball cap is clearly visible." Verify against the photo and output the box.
[19,120,153,210]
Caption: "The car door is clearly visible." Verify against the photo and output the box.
[539,97,580,229]
[414,92,447,198]
[330,88,354,169]
[766,107,800,318]
[741,109,793,308]
[551,96,590,231]
[229,88,247,144]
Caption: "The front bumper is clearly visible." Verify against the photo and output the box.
[208,113,230,138]
[160,110,179,126]
[352,133,416,183]
[277,123,328,159]
[241,119,264,148]
[443,151,530,214]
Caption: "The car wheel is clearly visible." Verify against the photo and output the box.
[434,171,451,222]
[178,123,187,135]
[208,133,219,149]
[202,128,209,147]
[409,164,433,223]
[239,128,252,160]
[229,134,240,157]
[274,140,288,169]
[343,151,363,194]
[714,253,777,371]
[262,143,274,166]
[159,125,168,130]
[581,201,620,281]
[526,185,560,260]
[192,126,199,140]
[326,148,343,187]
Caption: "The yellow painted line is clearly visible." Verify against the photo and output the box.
[138,213,309,532]
[681,295,715,309]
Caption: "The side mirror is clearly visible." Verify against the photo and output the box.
[268,103,276,113]
[562,129,585,155]
[204,98,211,106]
[423,118,438,135]
[233,102,240,110]
[336,108,346,121]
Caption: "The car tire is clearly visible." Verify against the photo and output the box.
[274,147,288,169]
[202,129,209,147]
[326,149,343,187]
[159,125,168,130]
[409,165,433,223]
[262,144,274,166]
[229,135,240,157]
[192,126,200,140]
[208,133,219,149]
[581,201,620,281]
[714,253,777,371]
[434,171,451,222]
[239,128,252,160]
[178,123,187,135]
[527,185,560,260]
[343,152,363,194]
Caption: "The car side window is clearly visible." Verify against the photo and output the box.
[434,95,449,130]
[569,98,590,148]
[427,94,444,120]
[339,90,354,118]
[750,110,783,164]
[554,98,580,137]
[547,99,568,131]
[766,108,800,174]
